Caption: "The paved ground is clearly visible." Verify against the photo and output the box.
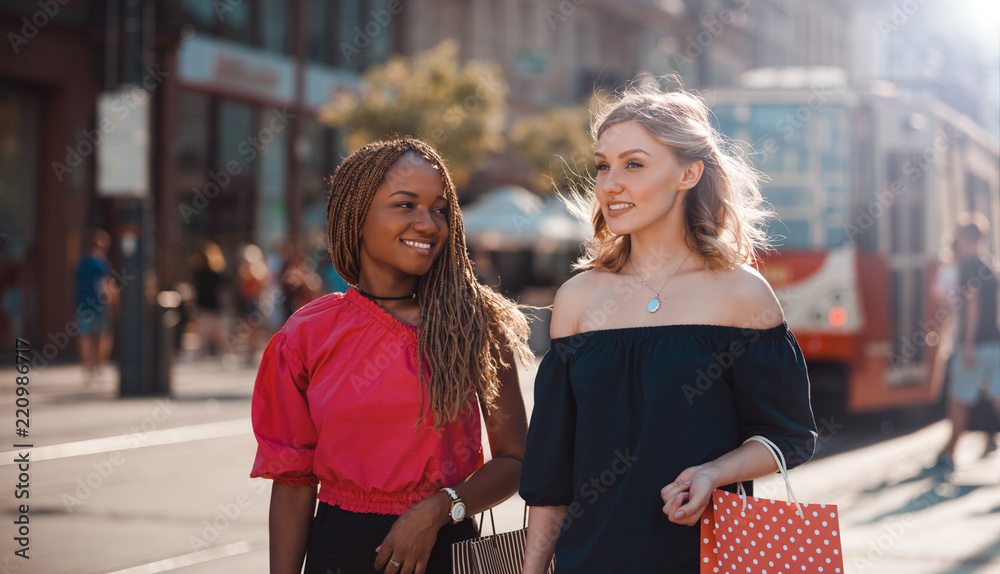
[0,357,997,573]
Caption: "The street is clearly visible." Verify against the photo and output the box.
[0,358,998,574]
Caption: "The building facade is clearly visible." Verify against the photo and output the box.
[2,0,994,364]
[0,0,398,361]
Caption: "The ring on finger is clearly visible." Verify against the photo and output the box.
[389,559,401,567]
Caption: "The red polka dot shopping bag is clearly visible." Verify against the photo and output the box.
[700,436,844,574]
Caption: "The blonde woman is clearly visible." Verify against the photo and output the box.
[520,85,818,573]
[251,139,532,574]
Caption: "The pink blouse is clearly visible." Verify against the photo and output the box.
[250,288,484,515]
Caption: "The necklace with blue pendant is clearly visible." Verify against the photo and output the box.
[629,251,690,313]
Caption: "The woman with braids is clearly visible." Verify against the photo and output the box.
[251,139,532,574]
[519,84,817,572]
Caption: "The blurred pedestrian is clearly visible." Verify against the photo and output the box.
[931,226,996,458]
[173,281,197,361]
[520,84,818,573]
[936,212,1000,472]
[75,228,115,383]
[190,240,230,361]
[251,139,532,574]
[277,239,322,319]
[235,243,270,365]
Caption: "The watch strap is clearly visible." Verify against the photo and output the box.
[440,487,464,523]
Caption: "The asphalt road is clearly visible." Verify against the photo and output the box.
[0,358,997,574]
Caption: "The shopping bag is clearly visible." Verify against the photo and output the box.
[700,435,844,574]
[452,506,555,574]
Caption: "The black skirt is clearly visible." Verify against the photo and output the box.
[304,502,479,574]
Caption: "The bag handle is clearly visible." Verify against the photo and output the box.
[740,435,804,519]
[476,502,528,538]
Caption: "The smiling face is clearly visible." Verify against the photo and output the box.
[357,153,450,289]
[595,120,702,238]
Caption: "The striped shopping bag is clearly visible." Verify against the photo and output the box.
[452,506,555,574]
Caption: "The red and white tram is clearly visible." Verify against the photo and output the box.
[711,78,999,414]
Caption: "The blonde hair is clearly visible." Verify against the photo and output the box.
[326,138,532,428]
[576,83,770,272]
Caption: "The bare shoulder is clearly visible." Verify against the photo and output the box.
[550,269,608,338]
[715,264,784,328]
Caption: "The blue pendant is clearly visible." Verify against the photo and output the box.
[647,298,660,313]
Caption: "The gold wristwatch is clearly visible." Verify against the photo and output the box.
[440,487,466,524]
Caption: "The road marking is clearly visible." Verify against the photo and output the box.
[0,418,251,465]
[106,537,268,574]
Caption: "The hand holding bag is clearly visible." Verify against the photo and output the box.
[452,505,556,574]
[700,435,844,574]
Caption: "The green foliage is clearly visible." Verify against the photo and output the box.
[507,95,600,194]
[321,41,507,187]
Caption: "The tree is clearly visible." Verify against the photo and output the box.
[320,41,507,187]
[506,94,601,194]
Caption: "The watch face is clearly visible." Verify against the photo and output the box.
[452,502,466,522]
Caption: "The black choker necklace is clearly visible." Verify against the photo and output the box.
[355,287,416,301]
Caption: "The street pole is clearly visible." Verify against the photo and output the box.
[115,0,160,396]
[117,199,156,396]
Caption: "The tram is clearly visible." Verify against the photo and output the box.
[710,74,1000,415]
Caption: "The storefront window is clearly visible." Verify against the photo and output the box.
[260,0,288,53]
[308,0,333,63]
[177,96,259,251]
[176,91,210,193]
[0,85,39,341]
[255,106,288,253]
[367,0,392,66]
[338,0,361,69]
[301,117,334,234]
[182,0,286,53]
[219,100,256,174]
[220,0,253,44]
[181,0,214,29]
[301,117,349,292]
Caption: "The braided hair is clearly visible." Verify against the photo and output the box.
[327,138,531,428]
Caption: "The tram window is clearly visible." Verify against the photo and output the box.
[765,186,812,207]
[885,153,925,255]
[908,205,925,253]
[966,173,993,217]
[779,143,809,172]
[889,205,925,254]
[822,149,848,172]
[825,206,848,248]
[890,270,903,355]
[826,227,846,247]
[767,219,811,248]
[826,185,848,201]
[889,267,926,366]
[890,209,906,253]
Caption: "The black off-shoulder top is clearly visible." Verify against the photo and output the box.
[519,323,818,574]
